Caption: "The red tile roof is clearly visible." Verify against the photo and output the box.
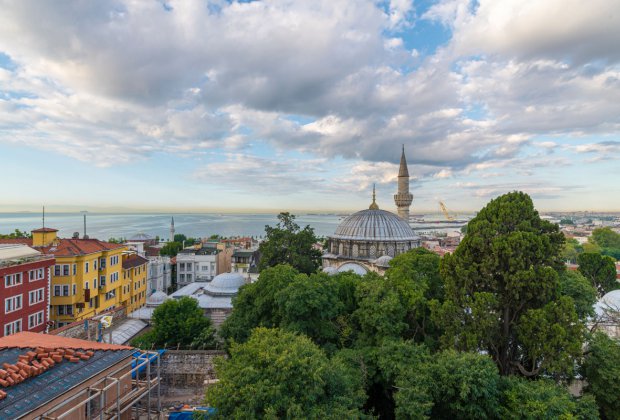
[39,238,125,257]
[122,254,149,270]
[0,332,132,351]
[31,227,58,233]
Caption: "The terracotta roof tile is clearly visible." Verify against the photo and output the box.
[31,227,58,233]
[39,238,125,257]
[122,254,149,269]
[0,332,133,351]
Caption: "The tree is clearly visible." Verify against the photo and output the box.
[561,237,583,263]
[435,191,581,377]
[385,248,444,349]
[559,270,598,320]
[0,229,32,239]
[499,376,598,419]
[219,265,299,345]
[132,297,216,349]
[578,252,618,297]
[160,241,183,257]
[258,212,322,274]
[205,328,367,419]
[582,332,620,420]
[591,227,620,249]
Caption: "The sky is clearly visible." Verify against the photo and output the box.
[0,0,619,213]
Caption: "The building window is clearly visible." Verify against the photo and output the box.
[180,274,185,282]
[29,288,45,305]
[57,305,73,315]
[54,265,61,276]
[186,274,192,282]
[93,279,97,289]
[4,273,23,287]
[94,259,97,270]
[100,275,106,287]
[73,264,77,275]
[100,257,106,268]
[85,262,89,273]
[5,295,23,313]
[28,311,44,329]
[29,268,45,281]
[72,284,76,295]
[54,285,71,296]
[4,319,22,336]
[85,281,89,290]
[110,255,119,266]
[179,263,185,271]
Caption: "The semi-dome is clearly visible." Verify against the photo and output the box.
[146,290,169,306]
[594,289,620,317]
[205,272,246,295]
[322,266,338,276]
[374,255,393,267]
[332,209,419,241]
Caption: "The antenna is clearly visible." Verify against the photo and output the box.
[42,205,45,229]
[81,211,89,239]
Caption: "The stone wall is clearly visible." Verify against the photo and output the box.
[160,350,227,397]
[50,306,127,340]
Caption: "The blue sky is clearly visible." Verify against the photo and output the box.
[0,0,619,213]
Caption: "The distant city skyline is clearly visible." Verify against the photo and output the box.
[1,1,619,212]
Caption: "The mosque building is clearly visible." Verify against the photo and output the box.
[322,147,420,275]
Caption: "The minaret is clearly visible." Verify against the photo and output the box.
[170,216,175,242]
[394,145,413,220]
[369,184,379,210]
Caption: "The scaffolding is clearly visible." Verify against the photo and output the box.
[37,350,162,420]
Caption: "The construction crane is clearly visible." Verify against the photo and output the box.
[439,201,457,221]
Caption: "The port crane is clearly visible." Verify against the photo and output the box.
[439,201,457,221]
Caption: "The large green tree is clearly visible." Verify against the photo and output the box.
[132,296,216,349]
[258,212,322,274]
[435,191,582,377]
[578,252,619,297]
[205,328,367,419]
[582,332,620,420]
[559,270,598,320]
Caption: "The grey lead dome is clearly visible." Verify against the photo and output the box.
[332,209,419,241]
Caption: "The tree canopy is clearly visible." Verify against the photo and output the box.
[258,212,322,274]
[0,229,32,239]
[578,252,618,297]
[131,296,216,349]
[205,328,367,419]
[435,191,581,377]
[582,332,620,420]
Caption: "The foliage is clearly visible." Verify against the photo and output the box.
[258,212,322,274]
[591,227,620,249]
[219,265,299,345]
[562,237,584,263]
[582,332,620,420]
[499,376,594,419]
[160,241,183,257]
[559,270,598,320]
[107,237,125,244]
[205,328,367,419]
[136,297,216,349]
[560,218,575,225]
[578,252,618,297]
[385,248,444,349]
[0,229,32,239]
[435,191,581,377]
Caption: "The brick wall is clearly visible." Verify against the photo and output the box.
[160,350,226,396]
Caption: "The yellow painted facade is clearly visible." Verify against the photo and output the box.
[121,256,148,313]
[32,229,128,326]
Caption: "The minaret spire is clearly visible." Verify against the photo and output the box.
[394,146,413,221]
[170,216,175,242]
[369,183,379,210]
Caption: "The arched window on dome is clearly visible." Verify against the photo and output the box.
[352,244,359,258]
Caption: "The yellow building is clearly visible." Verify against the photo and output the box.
[30,228,128,327]
[121,253,148,312]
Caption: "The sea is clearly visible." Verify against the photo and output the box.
[0,212,468,241]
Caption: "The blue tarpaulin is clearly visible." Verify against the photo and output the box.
[131,349,166,378]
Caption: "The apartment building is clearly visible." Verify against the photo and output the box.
[0,244,55,337]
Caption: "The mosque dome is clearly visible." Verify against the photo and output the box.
[332,209,419,241]
[205,272,246,295]
[337,262,368,276]
[322,266,338,276]
[374,255,393,267]
[146,290,169,306]
[594,289,620,317]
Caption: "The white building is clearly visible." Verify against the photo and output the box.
[170,272,246,328]
[176,247,219,287]
[147,256,172,294]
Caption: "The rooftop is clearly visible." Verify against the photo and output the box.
[39,238,125,257]
[122,254,149,270]
[0,332,133,418]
